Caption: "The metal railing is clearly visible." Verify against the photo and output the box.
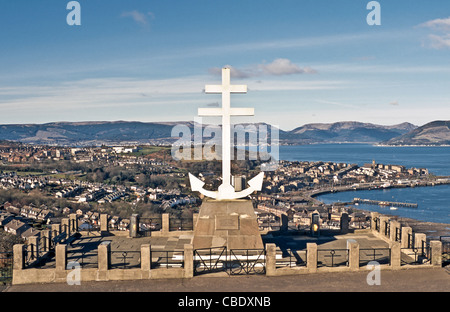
[384,221,390,237]
[111,250,141,269]
[229,249,266,275]
[139,217,162,237]
[439,236,450,265]
[169,218,193,231]
[359,248,391,266]
[24,243,37,267]
[374,218,380,232]
[401,240,431,265]
[193,247,266,275]
[0,251,13,285]
[395,227,402,242]
[193,246,228,275]
[150,249,184,269]
[66,249,98,269]
[276,249,307,268]
[317,249,349,267]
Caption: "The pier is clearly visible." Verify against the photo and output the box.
[353,198,418,208]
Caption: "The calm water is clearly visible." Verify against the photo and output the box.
[278,144,450,224]
[279,144,450,176]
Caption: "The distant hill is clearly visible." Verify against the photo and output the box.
[0,120,417,146]
[383,120,450,146]
[280,121,417,145]
[0,121,186,146]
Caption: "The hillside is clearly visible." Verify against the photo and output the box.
[383,120,450,146]
[280,121,417,145]
[0,120,417,146]
[0,121,189,146]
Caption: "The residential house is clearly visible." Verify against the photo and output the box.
[37,209,53,221]
[0,212,14,227]
[4,219,30,236]
[21,227,41,240]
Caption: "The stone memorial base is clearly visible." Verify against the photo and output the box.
[192,199,264,250]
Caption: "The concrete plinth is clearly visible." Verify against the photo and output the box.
[192,199,263,250]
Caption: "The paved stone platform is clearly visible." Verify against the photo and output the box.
[35,230,391,271]
[4,267,449,292]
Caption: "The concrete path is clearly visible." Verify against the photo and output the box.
[4,267,449,292]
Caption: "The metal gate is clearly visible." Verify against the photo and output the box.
[193,247,227,275]
[0,251,13,285]
[193,247,266,276]
[229,249,266,275]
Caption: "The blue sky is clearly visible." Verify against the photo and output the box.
[1,0,450,130]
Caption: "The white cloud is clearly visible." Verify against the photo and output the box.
[418,17,450,49]
[121,10,154,26]
[258,58,317,76]
[426,33,450,49]
[209,59,317,79]
[419,17,450,32]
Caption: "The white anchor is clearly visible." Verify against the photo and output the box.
[189,67,264,200]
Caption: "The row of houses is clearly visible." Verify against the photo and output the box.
[0,173,48,190]
[160,196,198,210]
[55,185,82,198]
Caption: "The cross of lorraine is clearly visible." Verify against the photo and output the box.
[188,67,264,200]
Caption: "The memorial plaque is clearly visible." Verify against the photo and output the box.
[215,214,239,230]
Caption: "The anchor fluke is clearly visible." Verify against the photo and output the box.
[247,172,264,191]
[189,172,264,200]
[188,173,205,191]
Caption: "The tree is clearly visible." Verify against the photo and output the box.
[0,231,23,252]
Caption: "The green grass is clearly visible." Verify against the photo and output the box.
[2,170,46,177]
[128,146,171,157]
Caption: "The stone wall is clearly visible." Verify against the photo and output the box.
[13,243,193,285]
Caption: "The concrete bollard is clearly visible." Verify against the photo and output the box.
[162,213,170,234]
[414,233,427,249]
[141,244,151,272]
[27,235,40,262]
[13,244,25,270]
[430,241,442,267]
[379,216,389,238]
[265,243,277,276]
[51,223,61,238]
[55,244,67,272]
[347,240,360,271]
[129,214,139,238]
[100,214,109,233]
[193,213,199,231]
[98,241,111,271]
[307,243,317,272]
[390,220,400,242]
[401,227,413,248]
[61,218,71,239]
[69,213,78,233]
[184,244,193,278]
[370,212,379,232]
[41,229,51,253]
[390,241,401,269]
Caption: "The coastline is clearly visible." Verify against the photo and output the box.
[305,182,450,239]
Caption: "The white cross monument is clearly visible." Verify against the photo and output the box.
[188,67,264,200]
